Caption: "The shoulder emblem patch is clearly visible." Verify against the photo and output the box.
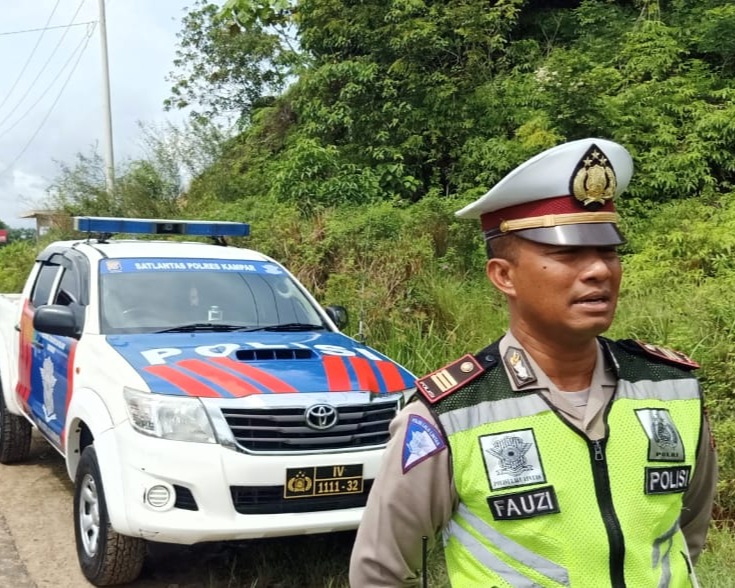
[416,354,484,404]
[402,414,447,473]
[635,341,699,369]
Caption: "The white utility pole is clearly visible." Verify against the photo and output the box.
[98,0,115,195]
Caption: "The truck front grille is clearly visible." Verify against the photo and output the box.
[220,398,400,452]
[231,480,374,514]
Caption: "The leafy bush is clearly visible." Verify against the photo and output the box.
[0,241,39,293]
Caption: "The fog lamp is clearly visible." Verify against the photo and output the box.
[146,485,172,508]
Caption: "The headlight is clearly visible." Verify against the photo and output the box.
[123,387,216,443]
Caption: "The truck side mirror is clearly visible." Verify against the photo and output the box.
[324,305,348,330]
[33,305,80,338]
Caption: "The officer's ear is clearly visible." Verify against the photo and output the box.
[486,258,515,296]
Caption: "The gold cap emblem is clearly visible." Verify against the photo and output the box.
[571,144,617,208]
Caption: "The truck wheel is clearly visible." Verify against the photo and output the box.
[74,446,146,586]
[0,388,31,464]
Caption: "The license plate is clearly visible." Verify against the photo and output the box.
[284,464,364,499]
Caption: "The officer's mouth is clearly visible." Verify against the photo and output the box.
[572,292,612,311]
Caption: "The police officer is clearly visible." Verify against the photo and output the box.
[349,138,718,587]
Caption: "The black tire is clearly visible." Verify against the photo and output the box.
[74,446,146,586]
[0,386,31,464]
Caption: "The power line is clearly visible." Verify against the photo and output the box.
[0,21,97,37]
[0,0,90,133]
[0,22,97,181]
[0,0,62,113]
[0,24,95,138]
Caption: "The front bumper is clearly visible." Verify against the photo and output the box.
[101,423,384,544]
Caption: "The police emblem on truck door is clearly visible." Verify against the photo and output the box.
[480,429,546,490]
[635,409,685,462]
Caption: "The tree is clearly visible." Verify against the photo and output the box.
[165,0,303,127]
[167,0,735,212]
[48,120,232,218]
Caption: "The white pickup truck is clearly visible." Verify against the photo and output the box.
[0,216,415,586]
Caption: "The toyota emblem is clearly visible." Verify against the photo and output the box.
[305,404,339,430]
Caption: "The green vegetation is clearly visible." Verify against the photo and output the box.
[1,0,734,583]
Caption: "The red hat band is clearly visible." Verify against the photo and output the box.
[480,195,618,235]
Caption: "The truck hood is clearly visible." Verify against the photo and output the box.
[106,331,416,398]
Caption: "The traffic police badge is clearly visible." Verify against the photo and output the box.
[480,429,546,491]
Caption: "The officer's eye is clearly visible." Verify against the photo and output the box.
[598,247,619,259]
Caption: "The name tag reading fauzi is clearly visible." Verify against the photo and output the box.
[487,486,560,521]
[645,466,691,494]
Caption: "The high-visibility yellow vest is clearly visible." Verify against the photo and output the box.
[432,338,702,588]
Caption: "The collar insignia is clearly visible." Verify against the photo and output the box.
[503,347,537,388]
[570,144,617,210]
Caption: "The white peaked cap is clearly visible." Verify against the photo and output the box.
[456,138,634,247]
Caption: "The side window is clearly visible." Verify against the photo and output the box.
[52,264,86,333]
[55,267,80,306]
[30,262,62,308]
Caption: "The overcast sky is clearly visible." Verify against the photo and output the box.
[0,0,212,228]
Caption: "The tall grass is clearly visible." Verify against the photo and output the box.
[691,523,735,587]
[148,522,730,587]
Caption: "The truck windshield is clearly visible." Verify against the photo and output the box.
[98,258,326,334]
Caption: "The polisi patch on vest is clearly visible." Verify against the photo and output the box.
[416,354,483,403]
[645,466,691,495]
[636,408,685,462]
[480,429,546,491]
[488,485,560,521]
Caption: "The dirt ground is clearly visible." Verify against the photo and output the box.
[0,432,280,588]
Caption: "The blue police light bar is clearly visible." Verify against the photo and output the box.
[73,216,250,238]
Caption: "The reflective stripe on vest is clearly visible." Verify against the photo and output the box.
[447,504,570,586]
[652,518,680,588]
[616,378,699,402]
[442,394,549,437]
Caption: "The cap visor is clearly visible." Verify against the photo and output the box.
[514,223,625,247]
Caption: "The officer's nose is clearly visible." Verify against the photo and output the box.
[580,248,619,282]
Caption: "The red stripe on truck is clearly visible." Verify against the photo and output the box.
[375,360,407,392]
[349,356,381,393]
[322,355,352,392]
[145,364,225,397]
[212,358,298,393]
[178,359,264,397]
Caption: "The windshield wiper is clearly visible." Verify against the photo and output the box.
[155,322,327,334]
[263,323,326,332]
[155,323,255,333]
